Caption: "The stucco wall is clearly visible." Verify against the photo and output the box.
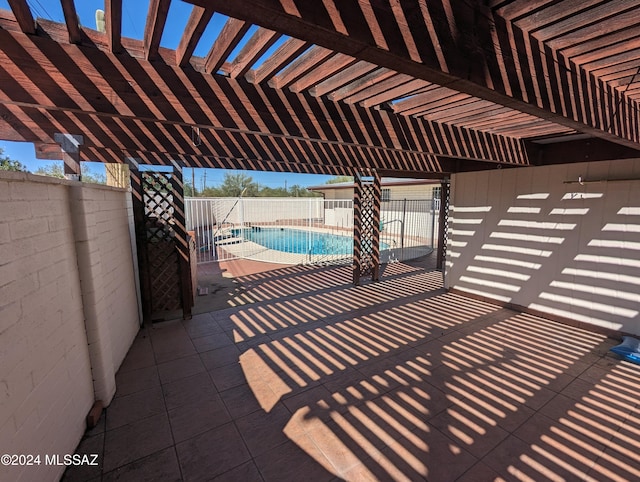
[446,159,640,336]
[0,172,140,482]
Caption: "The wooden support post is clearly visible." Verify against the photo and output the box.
[170,168,193,320]
[436,179,450,272]
[54,133,83,181]
[127,158,152,323]
[353,170,381,286]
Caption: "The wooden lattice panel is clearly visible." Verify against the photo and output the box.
[142,172,182,313]
[353,171,381,285]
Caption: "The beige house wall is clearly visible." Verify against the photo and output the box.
[446,158,640,336]
[0,172,140,482]
[318,183,435,200]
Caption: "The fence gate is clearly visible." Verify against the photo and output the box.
[131,166,193,321]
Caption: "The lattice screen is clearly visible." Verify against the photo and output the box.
[353,171,381,285]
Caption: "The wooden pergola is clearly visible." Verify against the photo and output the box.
[2,0,640,317]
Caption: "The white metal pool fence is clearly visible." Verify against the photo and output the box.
[185,197,438,265]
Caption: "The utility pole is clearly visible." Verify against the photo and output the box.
[191,168,196,197]
[285,179,287,192]
[202,171,207,193]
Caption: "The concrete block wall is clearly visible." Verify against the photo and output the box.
[0,171,140,482]
[446,158,640,336]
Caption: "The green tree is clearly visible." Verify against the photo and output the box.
[0,148,25,171]
[325,175,353,184]
[219,172,259,197]
[34,163,106,184]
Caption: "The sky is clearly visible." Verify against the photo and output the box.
[0,0,334,189]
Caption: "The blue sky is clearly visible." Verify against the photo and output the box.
[0,0,334,188]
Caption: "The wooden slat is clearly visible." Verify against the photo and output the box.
[228,27,281,78]
[361,80,431,108]
[60,0,82,44]
[193,0,640,149]
[7,0,34,34]
[144,0,171,61]
[204,17,250,74]
[246,37,309,83]
[341,73,414,105]
[176,6,213,67]
[327,68,396,102]
[308,61,377,97]
[289,53,357,93]
[269,45,333,89]
[105,0,122,53]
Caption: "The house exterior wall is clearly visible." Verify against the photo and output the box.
[317,184,435,200]
[445,158,640,336]
[386,184,434,200]
[0,171,140,482]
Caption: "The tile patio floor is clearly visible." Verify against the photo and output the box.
[64,262,640,481]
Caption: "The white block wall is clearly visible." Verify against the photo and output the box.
[0,172,140,482]
[446,158,640,336]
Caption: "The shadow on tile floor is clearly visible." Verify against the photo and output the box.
[63,261,639,481]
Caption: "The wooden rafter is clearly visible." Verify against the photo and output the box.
[246,37,309,84]
[189,0,640,149]
[227,27,280,78]
[204,17,250,74]
[309,61,377,97]
[7,0,34,34]
[327,68,396,102]
[289,53,357,93]
[144,0,170,61]
[105,0,122,53]
[270,45,335,89]
[60,0,81,44]
[176,6,213,67]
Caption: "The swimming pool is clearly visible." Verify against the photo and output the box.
[231,227,388,255]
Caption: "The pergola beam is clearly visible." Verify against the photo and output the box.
[188,0,640,149]
[7,0,34,34]
[144,0,170,61]
[105,0,122,53]
[176,6,213,67]
[60,0,81,44]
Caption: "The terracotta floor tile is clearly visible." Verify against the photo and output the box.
[101,447,181,482]
[191,331,234,353]
[209,362,247,392]
[176,422,251,481]
[254,439,335,482]
[168,397,231,444]
[182,313,223,339]
[102,413,173,473]
[429,405,509,459]
[219,383,264,419]
[157,354,206,384]
[210,461,264,482]
[235,403,292,457]
[61,433,104,482]
[162,371,217,410]
[117,335,156,373]
[71,262,640,482]
[114,365,160,398]
[105,386,166,431]
[200,344,241,370]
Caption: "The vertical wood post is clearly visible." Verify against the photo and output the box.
[353,170,381,285]
[170,167,193,320]
[436,179,450,272]
[54,133,83,181]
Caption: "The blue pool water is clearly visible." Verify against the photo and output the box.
[231,227,388,255]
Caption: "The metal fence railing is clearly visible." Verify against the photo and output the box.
[185,197,437,265]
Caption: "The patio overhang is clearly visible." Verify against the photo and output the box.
[2,0,639,176]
